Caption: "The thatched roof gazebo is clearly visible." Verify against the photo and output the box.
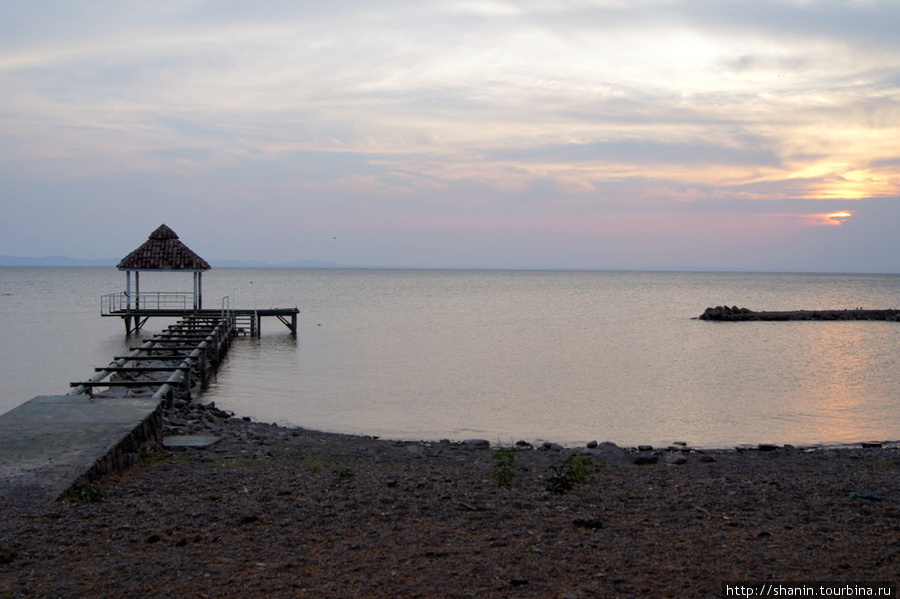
[118,224,211,311]
[103,224,297,337]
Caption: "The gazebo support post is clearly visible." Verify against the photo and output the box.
[193,271,203,312]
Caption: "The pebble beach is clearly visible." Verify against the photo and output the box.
[1,399,899,598]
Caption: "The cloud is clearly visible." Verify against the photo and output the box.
[0,0,899,270]
[683,0,900,51]
[489,138,783,167]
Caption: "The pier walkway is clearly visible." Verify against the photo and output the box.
[0,314,238,528]
[0,224,303,533]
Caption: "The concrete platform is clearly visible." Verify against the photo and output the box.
[0,395,161,525]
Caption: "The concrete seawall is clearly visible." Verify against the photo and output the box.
[0,395,163,535]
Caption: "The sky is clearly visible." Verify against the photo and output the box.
[1,0,899,272]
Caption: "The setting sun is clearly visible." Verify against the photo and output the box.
[809,211,854,226]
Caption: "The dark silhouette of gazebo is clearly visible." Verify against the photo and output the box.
[117,224,211,314]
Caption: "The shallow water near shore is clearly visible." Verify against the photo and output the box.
[2,267,900,449]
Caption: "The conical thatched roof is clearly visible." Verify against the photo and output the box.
[117,224,211,271]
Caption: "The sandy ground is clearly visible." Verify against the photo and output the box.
[1,407,899,598]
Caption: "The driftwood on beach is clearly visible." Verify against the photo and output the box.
[699,305,900,321]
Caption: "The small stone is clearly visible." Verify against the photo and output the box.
[163,435,221,448]
[849,492,882,501]
[515,440,533,449]
[540,442,564,452]
[757,444,779,452]
[637,445,653,452]
[591,441,620,452]
[461,439,490,449]
[633,455,658,466]
[666,456,688,465]
[586,440,598,449]
[698,454,716,463]
[573,517,604,530]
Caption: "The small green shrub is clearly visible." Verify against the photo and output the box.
[546,450,599,494]
[66,482,106,503]
[139,448,166,463]
[492,446,518,487]
[332,467,355,485]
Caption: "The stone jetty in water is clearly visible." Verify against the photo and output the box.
[699,306,900,321]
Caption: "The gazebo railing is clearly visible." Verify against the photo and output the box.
[101,292,194,315]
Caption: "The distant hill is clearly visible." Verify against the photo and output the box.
[0,256,789,272]
[0,255,118,267]
[0,256,798,271]
[0,255,359,269]
[209,259,359,269]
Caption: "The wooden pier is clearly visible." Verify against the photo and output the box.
[0,315,237,517]
[70,314,236,404]
[0,224,303,522]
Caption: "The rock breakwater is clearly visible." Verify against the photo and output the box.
[699,306,900,321]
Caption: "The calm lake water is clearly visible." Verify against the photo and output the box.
[2,267,900,449]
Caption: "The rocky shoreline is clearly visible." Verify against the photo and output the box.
[2,399,899,598]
